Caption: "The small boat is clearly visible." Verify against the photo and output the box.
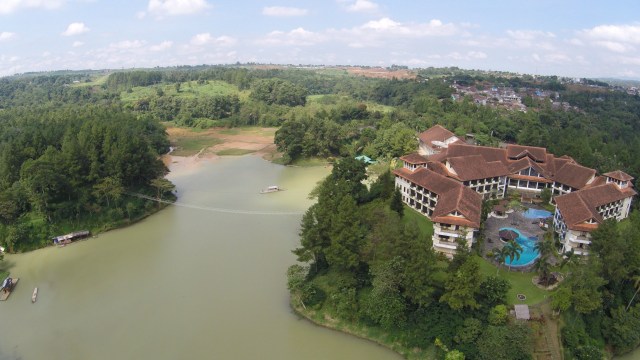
[31,287,38,303]
[260,185,285,194]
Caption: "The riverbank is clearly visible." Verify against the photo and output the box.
[290,301,435,360]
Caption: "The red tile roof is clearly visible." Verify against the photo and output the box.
[553,162,596,190]
[508,157,549,177]
[393,167,481,228]
[603,170,634,181]
[418,125,458,147]
[506,144,547,162]
[441,143,509,165]
[447,155,510,181]
[555,183,633,231]
[400,152,429,164]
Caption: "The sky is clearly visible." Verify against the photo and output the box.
[1,0,640,79]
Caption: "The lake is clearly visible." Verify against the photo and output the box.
[0,156,399,360]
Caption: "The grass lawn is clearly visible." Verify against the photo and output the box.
[0,271,8,281]
[403,205,434,239]
[477,255,553,305]
[280,157,331,167]
[172,136,222,156]
[216,149,255,156]
[70,74,110,87]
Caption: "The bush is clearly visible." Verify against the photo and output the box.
[488,305,508,325]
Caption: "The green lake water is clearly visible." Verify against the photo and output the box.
[0,156,400,360]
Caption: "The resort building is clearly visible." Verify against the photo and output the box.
[553,172,635,255]
[395,125,636,257]
[394,166,481,258]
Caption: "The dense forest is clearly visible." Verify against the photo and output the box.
[289,159,532,359]
[1,65,640,357]
[0,105,171,251]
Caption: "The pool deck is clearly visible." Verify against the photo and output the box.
[483,206,550,270]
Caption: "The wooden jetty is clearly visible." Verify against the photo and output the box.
[0,278,19,301]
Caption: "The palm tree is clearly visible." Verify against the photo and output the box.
[626,274,640,312]
[533,254,553,286]
[493,247,510,275]
[560,248,580,272]
[534,237,556,261]
[505,240,523,272]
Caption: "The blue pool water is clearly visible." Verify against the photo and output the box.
[500,227,539,266]
[523,208,552,219]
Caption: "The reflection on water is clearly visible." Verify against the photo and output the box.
[0,156,399,360]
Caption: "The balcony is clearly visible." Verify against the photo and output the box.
[435,230,461,238]
[433,241,458,250]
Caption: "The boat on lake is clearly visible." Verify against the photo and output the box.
[32,287,38,303]
[260,185,284,194]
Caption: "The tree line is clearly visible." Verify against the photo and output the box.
[0,105,171,252]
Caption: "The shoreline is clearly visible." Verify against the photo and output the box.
[290,300,432,360]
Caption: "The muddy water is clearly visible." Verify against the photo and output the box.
[0,156,399,360]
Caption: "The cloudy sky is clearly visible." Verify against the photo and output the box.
[1,0,640,78]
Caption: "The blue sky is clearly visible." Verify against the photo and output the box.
[1,0,640,78]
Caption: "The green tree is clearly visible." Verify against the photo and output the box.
[493,246,510,275]
[540,187,552,204]
[488,304,508,325]
[150,178,175,204]
[440,257,482,311]
[401,221,438,307]
[626,273,640,311]
[504,240,523,271]
[363,258,407,329]
[390,187,404,217]
[603,305,640,355]
[92,176,124,208]
[479,275,511,307]
[476,324,533,360]
[326,195,366,270]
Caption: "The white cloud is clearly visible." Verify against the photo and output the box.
[506,30,555,41]
[334,18,461,47]
[360,18,459,37]
[190,33,236,47]
[344,0,378,12]
[594,41,633,53]
[262,6,307,17]
[147,0,211,17]
[583,24,640,45]
[0,0,66,14]
[0,31,16,41]
[109,40,145,50]
[580,24,640,54]
[72,41,84,47]
[150,41,173,51]
[62,22,90,36]
[259,28,326,46]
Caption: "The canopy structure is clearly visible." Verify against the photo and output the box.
[499,229,519,241]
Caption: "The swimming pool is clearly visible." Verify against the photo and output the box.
[523,208,552,219]
[499,227,539,266]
